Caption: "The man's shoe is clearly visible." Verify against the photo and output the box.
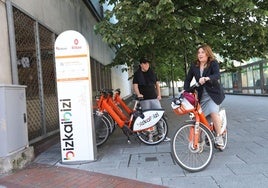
[215,135,224,147]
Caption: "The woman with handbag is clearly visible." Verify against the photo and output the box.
[184,44,225,147]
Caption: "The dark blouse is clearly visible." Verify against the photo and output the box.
[184,61,225,105]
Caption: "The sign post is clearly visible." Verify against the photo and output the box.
[54,30,97,163]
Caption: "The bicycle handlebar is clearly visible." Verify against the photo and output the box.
[132,94,144,101]
[184,79,216,94]
[172,82,200,106]
[185,82,200,93]
[114,88,121,95]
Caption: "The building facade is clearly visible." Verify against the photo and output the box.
[221,60,268,95]
[0,0,132,144]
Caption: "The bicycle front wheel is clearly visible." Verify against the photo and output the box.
[171,122,214,172]
[94,114,110,146]
[137,117,168,145]
[103,112,115,134]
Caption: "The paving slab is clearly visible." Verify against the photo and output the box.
[1,95,268,188]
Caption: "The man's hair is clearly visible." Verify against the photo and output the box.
[139,58,150,64]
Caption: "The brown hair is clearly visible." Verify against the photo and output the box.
[195,44,216,67]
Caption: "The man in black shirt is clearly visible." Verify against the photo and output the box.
[133,58,162,110]
[133,58,170,142]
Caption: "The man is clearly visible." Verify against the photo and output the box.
[133,58,170,141]
[133,58,162,109]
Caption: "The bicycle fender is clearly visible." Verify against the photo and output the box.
[133,109,164,131]
[219,108,227,134]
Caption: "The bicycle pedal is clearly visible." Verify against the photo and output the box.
[215,144,224,150]
[122,125,131,132]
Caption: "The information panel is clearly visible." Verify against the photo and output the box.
[54,30,96,163]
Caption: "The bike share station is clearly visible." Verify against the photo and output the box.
[54,30,97,163]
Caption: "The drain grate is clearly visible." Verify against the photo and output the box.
[145,157,158,162]
[128,152,174,167]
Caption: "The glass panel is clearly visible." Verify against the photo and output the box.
[241,69,247,87]
[263,62,268,93]
[247,66,253,87]
[253,65,260,88]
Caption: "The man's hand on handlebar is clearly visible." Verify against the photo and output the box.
[137,93,144,99]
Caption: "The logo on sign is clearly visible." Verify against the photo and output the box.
[59,99,75,160]
[136,112,160,128]
[56,47,67,50]
[72,38,82,49]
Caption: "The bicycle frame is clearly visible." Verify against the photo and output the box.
[188,102,214,149]
[94,89,168,145]
[171,83,227,172]
[113,89,166,132]
[106,91,129,121]
[113,89,133,115]
[179,92,226,150]
[96,90,165,132]
[97,91,125,128]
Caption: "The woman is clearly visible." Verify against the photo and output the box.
[184,44,225,146]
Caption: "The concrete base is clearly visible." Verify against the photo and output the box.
[0,146,34,174]
[169,87,179,97]
[161,87,169,97]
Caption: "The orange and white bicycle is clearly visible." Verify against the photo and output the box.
[94,89,168,146]
[171,82,227,172]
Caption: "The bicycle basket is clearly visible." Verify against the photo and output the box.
[172,92,196,115]
[182,92,197,106]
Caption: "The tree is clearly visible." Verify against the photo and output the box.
[95,0,268,81]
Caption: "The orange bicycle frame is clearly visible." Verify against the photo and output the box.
[188,98,212,149]
[113,91,133,115]
[97,92,125,128]
[106,92,128,121]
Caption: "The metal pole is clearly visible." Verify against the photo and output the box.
[6,0,19,84]
[171,63,175,98]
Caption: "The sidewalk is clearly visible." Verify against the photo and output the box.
[1,95,268,188]
[0,163,165,188]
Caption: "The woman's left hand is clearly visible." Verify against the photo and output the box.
[199,77,210,85]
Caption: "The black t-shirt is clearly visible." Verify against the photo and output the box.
[133,68,158,100]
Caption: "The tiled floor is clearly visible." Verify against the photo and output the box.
[0,163,166,188]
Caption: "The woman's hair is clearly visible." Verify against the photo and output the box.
[195,44,216,67]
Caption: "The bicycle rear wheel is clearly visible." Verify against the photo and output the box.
[137,117,168,145]
[93,110,115,134]
[94,114,110,146]
[171,122,214,172]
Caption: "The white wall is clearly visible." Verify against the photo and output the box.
[111,65,133,98]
